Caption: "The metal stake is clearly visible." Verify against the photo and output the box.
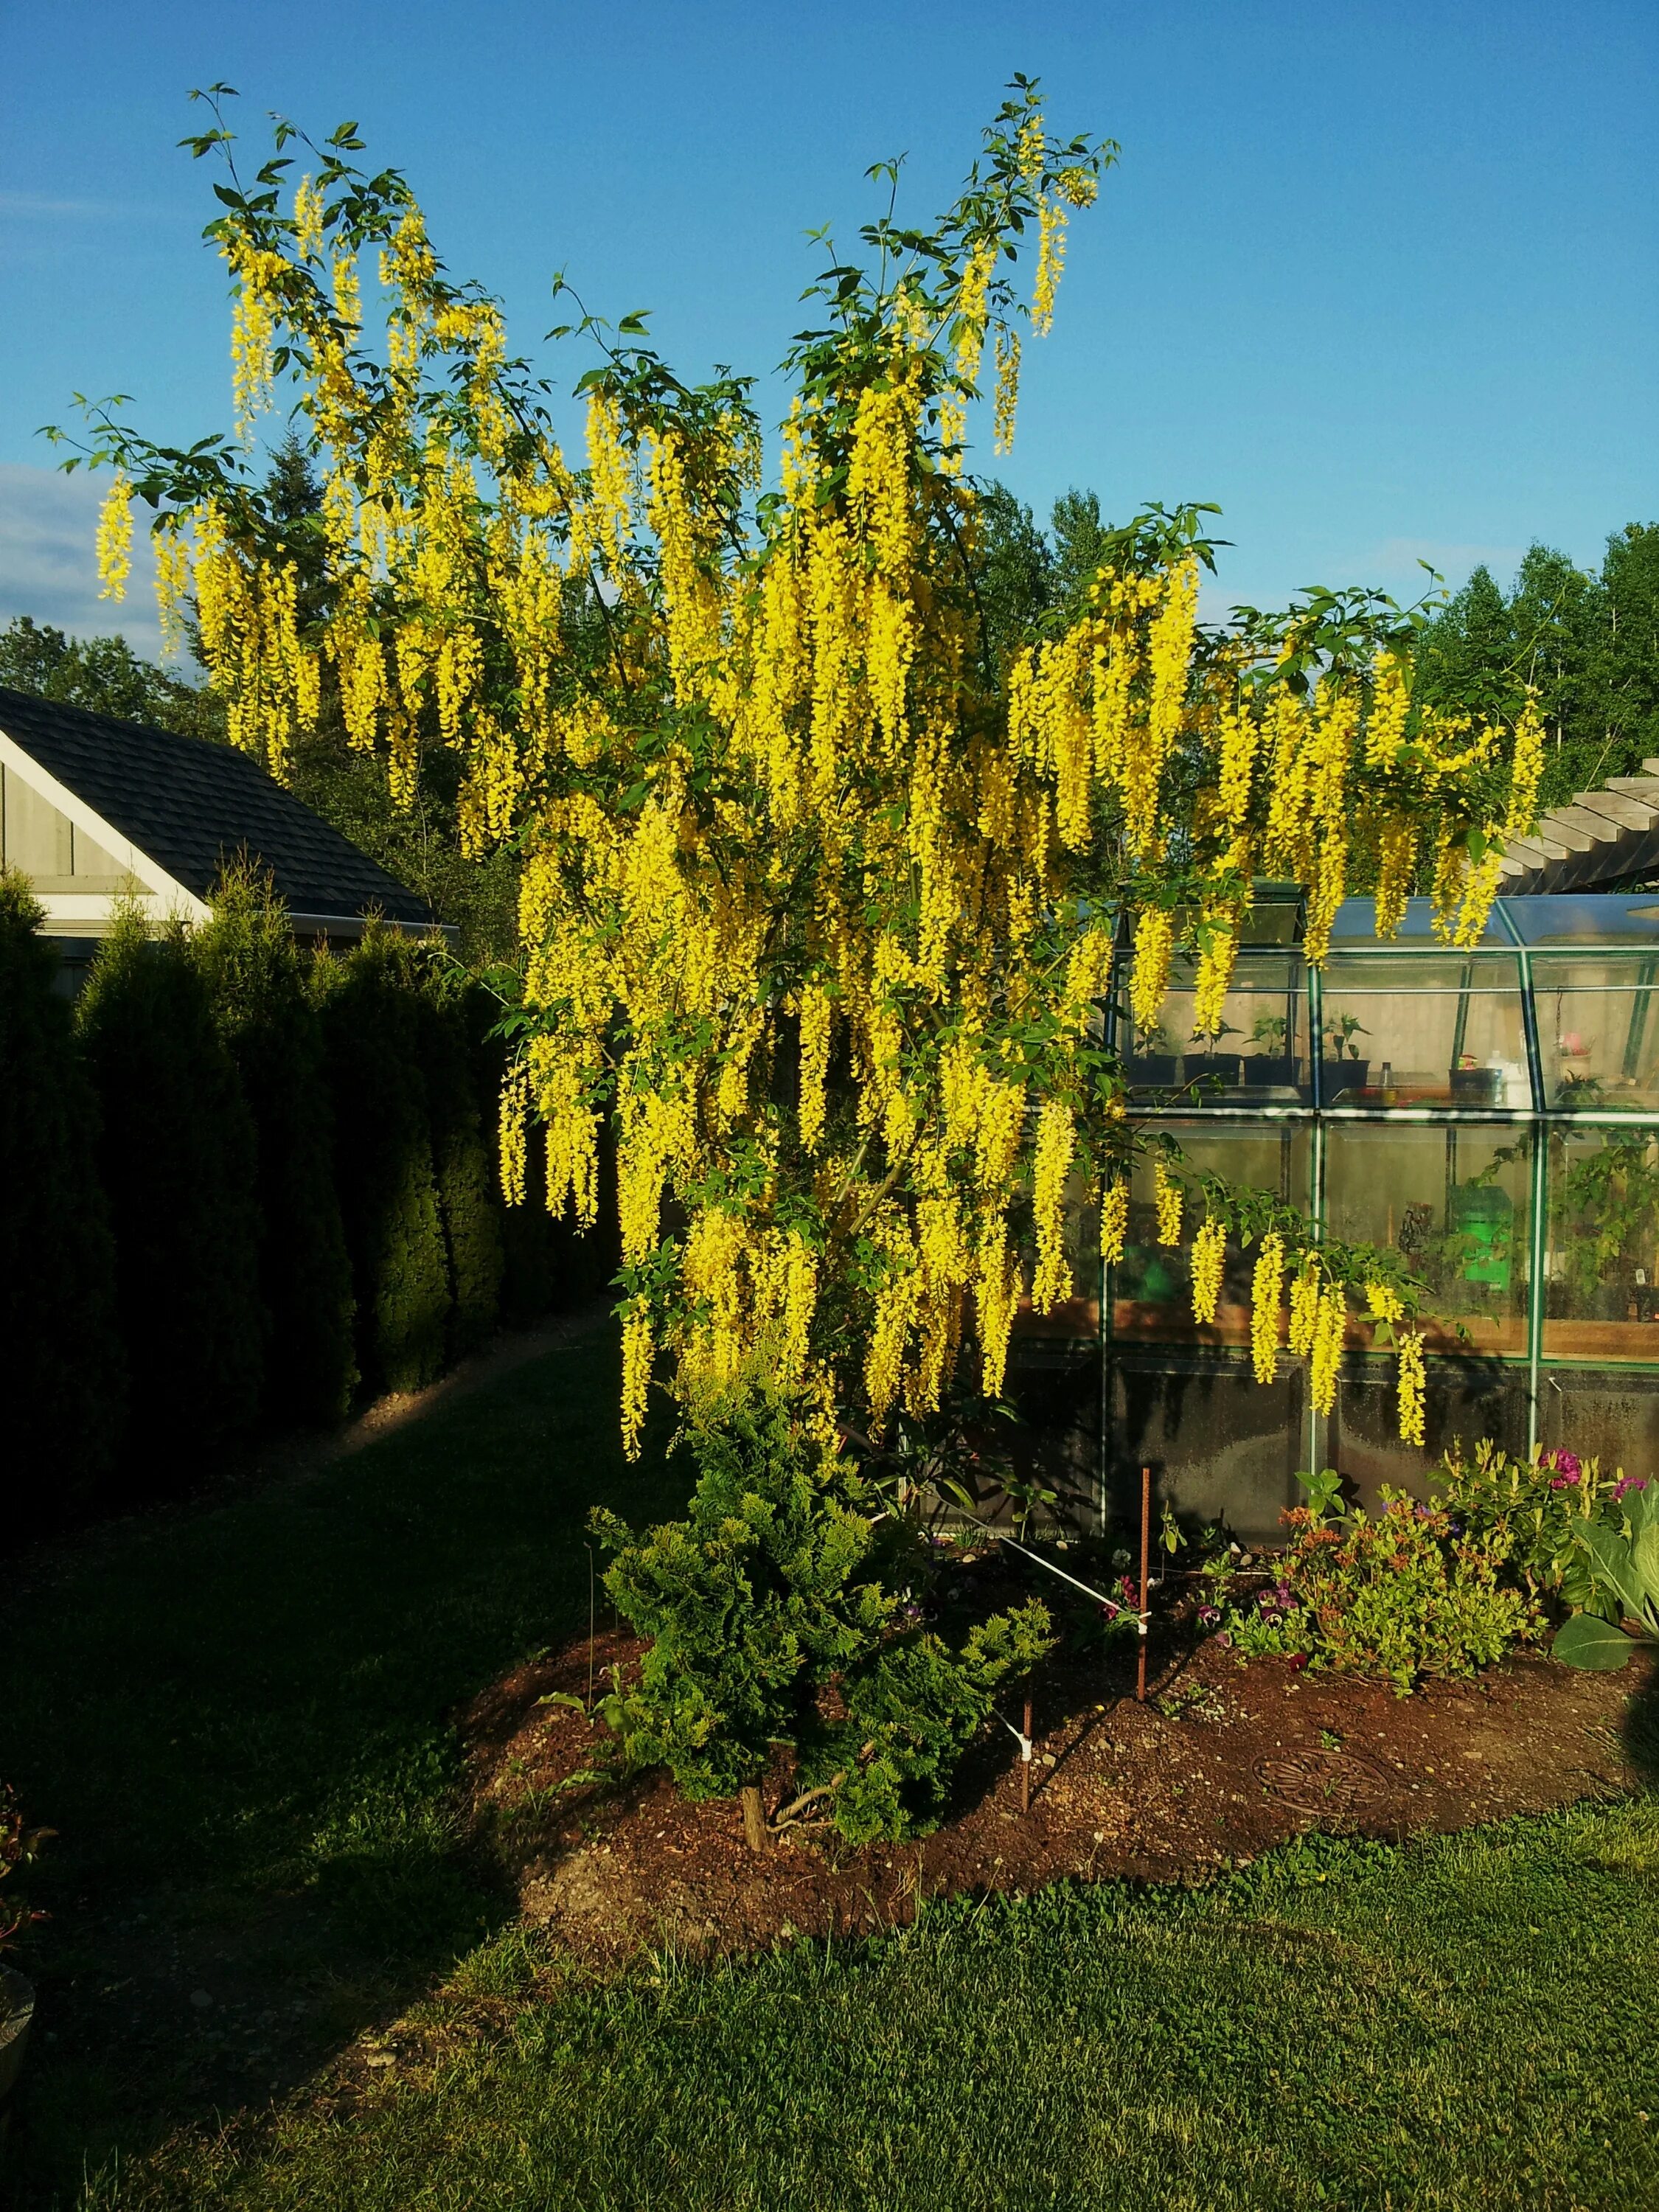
[1136,1462,1151,1703]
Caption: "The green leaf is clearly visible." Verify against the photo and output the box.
[1551,1614,1635,1670]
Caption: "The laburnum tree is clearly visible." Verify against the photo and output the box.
[63,79,1543,1472]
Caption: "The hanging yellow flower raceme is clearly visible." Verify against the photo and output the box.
[1189,1217,1225,1326]
[95,474,133,600]
[1100,1177,1129,1267]
[1152,1159,1183,1248]
[1250,1232,1284,1382]
[1397,1328,1427,1446]
[1310,1284,1347,1416]
[1287,1262,1321,1359]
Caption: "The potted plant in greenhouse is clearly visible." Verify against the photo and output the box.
[1245,1011,1297,1091]
[67,79,1545,1845]
[1320,1012,1371,1101]
[1125,1020,1180,1090]
[0,1789,51,2126]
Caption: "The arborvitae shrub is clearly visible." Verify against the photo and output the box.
[75,911,264,1484]
[407,953,504,1361]
[195,868,357,1425]
[0,872,125,1528]
[313,933,450,1396]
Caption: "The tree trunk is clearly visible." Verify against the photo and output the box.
[740,1784,768,1854]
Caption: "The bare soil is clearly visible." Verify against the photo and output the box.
[462,1609,1652,1961]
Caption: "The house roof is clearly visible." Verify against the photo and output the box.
[0,686,435,928]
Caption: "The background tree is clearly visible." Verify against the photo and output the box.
[0,614,223,741]
[193,863,357,1424]
[0,872,125,1523]
[75,911,264,1482]
[1416,526,1659,814]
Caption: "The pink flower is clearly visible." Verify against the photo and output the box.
[1545,1449,1582,1486]
[1613,1473,1649,1503]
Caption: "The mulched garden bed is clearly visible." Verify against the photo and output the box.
[462,1589,1653,1961]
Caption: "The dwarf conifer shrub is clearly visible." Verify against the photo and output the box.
[313,934,449,1396]
[195,867,356,1424]
[0,872,124,1523]
[591,1391,1053,1843]
[76,911,263,1481]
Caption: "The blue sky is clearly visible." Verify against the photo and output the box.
[2,0,1654,658]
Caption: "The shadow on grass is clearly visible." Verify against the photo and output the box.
[1,1322,686,2207]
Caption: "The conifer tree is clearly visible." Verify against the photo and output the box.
[75,911,264,1482]
[313,933,450,1394]
[194,865,357,1423]
[0,872,125,1526]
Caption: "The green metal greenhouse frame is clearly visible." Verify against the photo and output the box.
[1015,892,1659,1537]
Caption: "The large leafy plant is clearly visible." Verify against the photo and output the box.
[1553,1475,1659,1670]
[591,1389,1052,1844]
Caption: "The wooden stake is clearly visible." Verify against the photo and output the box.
[1020,1692,1033,1815]
[740,1784,768,1854]
[1136,1462,1152,1703]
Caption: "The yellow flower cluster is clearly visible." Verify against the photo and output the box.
[1153,1159,1182,1248]
[95,475,133,600]
[1100,1177,1129,1267]
[1397,1328,1427,1446]
[191,510,321,776]
[1031,1099,1076,1312]
[1189,1217,1225,1326]
[1310,1284,1347,1416]
[1250,1232,1284,1382]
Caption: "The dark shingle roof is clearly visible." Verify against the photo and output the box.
[0,686,434,927]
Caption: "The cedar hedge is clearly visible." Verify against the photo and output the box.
[1,883,588,1541]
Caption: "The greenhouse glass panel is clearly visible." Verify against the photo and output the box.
[1543,1129,1659,1362]
[1117,952,1310,1102]
[1330,896,1509,946]
[1318,951,1531,1109]
[1531,954,1659,1111]
[1323,1124,1531,1358]
[1503,894,1659,947]
[1111,1122,1312,1347]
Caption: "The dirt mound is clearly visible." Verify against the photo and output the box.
[461,1622,1649,1958]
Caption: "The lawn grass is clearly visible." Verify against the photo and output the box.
[2,1319,682,2204]
[5,1321,1658,2211]
[83,1801,1659,2211]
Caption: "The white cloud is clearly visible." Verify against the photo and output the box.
[0,462,165,661]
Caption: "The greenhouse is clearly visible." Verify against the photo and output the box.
[1013,891,1659,1540]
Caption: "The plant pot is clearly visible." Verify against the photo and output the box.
[1319,1058,1370,1102]
[1125,1055,1179,1088]
[1450,1065,1505,1105]
[1187,1054,1245,1093]
[1244,1055,1299,1090]
[0,1964,35,2110]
